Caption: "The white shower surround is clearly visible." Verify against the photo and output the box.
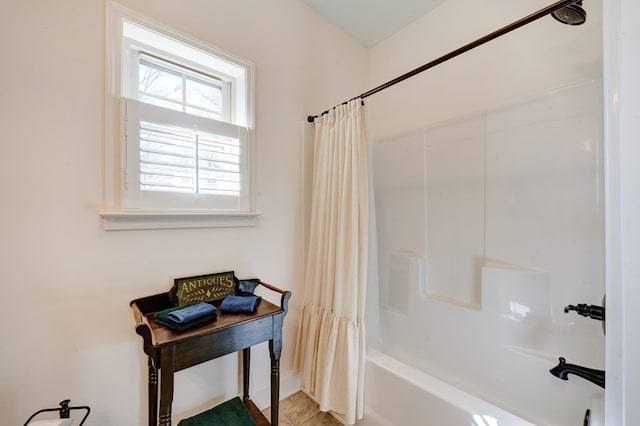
[368,80,605,425]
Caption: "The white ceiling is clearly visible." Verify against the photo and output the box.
[302,0,447,47]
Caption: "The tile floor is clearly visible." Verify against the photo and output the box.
[262,391,343,426]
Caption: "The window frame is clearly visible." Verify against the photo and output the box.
[102,2,257,230]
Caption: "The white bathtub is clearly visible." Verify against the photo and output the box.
[358,349,536,426]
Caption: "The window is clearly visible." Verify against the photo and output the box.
[138,55,226,120]
[103,3,255,229]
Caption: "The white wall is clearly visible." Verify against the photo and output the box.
[0,1,367,424]
[618,0,640,420]
[604,0,640,423]
[617,0,640,420]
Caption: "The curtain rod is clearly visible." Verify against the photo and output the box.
[307,0,581,123]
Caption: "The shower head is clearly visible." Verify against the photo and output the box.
[551,0,587,25]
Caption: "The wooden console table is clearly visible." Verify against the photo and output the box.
[130,281,291,426]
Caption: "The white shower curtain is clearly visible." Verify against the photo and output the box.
[294,99,368,424]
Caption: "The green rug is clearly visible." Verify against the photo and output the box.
[177,397,256,426]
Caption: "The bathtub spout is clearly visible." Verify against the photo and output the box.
[549,357,605,388]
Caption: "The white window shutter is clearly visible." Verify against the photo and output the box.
[123,98,249,212]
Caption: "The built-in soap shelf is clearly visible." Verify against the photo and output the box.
[381,252,556,316]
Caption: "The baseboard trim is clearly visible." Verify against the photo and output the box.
[251,371,301,410]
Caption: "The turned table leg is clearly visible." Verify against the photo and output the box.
[148,357,158,426]
[242,347,251,402]
[270,356,280,426]
[269,338,282,426]
[159,345,175,426]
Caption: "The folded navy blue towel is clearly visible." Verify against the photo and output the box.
[155,312,217,331]
[168,302,217,323]
[220,295,261,313]
[154,304,217,331]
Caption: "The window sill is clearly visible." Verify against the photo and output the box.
[99,211,260,231]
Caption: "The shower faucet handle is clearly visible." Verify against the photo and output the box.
[564,303,605,321]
